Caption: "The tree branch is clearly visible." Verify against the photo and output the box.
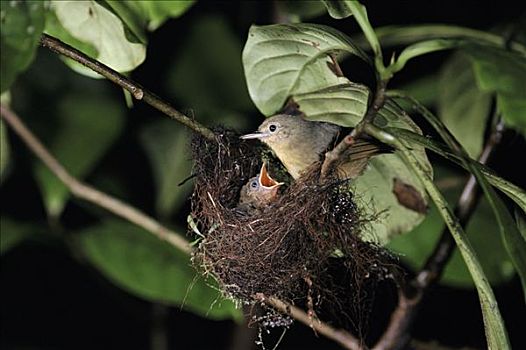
[259,295,364,350]
[372,112,504,350]
[0,104,192,255]
[321,79,388,178]
[39,34,216,141]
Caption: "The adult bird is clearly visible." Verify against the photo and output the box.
[241,114,387,180]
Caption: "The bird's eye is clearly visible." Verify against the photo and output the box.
[268,124,278,133]
[250,180,258,188]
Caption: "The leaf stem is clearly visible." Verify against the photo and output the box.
[39,34,216,140]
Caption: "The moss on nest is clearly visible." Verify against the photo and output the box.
[190,129,397,324]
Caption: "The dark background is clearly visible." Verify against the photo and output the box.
[1,1,525,349]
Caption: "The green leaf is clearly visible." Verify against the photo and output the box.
[321,0,353,19]
[48,0,145,77]
[0,0,47,93]
[243,23,368,116]
[139,120,192,220]
[167,15,254,127]
[389,166,515,287]
[0,216,38,255]
[465,44,526,135]
[77,220,242,321]
[101,0,148,44]
[438,53,492,158]
[388,38,463,75]
[33,94,125,218]
[120,0,195,32]
[370,24,526,55]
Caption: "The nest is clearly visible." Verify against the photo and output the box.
[190,129,398,327]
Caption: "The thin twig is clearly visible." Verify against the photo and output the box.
[39,34,215,140]
[0,105,192,254]
[259,295,365,350]
[321,79,388,178]
[372,112,504,350]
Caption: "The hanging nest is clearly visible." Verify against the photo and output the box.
[190,128,398,326]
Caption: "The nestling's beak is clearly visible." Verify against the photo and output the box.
[240,131,269,140]
[259,163,284,188]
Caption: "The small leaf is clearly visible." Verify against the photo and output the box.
[321,0,353,19]
[139,119,192,219]
[0,0,47,92]
[121,0,195,31]
[48,0,145,77]
[388,38,463,75]
[243,23,368,116]
[33,93,125,218]
[0,216,38,255]
[438,52,492,158]
[77,220,242,321]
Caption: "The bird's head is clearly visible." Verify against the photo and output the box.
[239,163,284,207]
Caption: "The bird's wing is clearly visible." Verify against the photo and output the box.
[336,139,392,179]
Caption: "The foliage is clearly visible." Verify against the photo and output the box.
[1,0,525,348]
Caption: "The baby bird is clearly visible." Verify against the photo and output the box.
[238,163,284,212]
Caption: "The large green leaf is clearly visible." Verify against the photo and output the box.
[243,23,368,116]
[465,44,526,135]
[77,220,242,321]
[438,52,492,158]
[388,167,515,287]
[47,0,145,78]
[139,119,192,220]
[0,0,47,93]
[33,94,125,218]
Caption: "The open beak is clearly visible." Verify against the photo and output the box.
[259,163,284,189]
[240,131,269,140]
